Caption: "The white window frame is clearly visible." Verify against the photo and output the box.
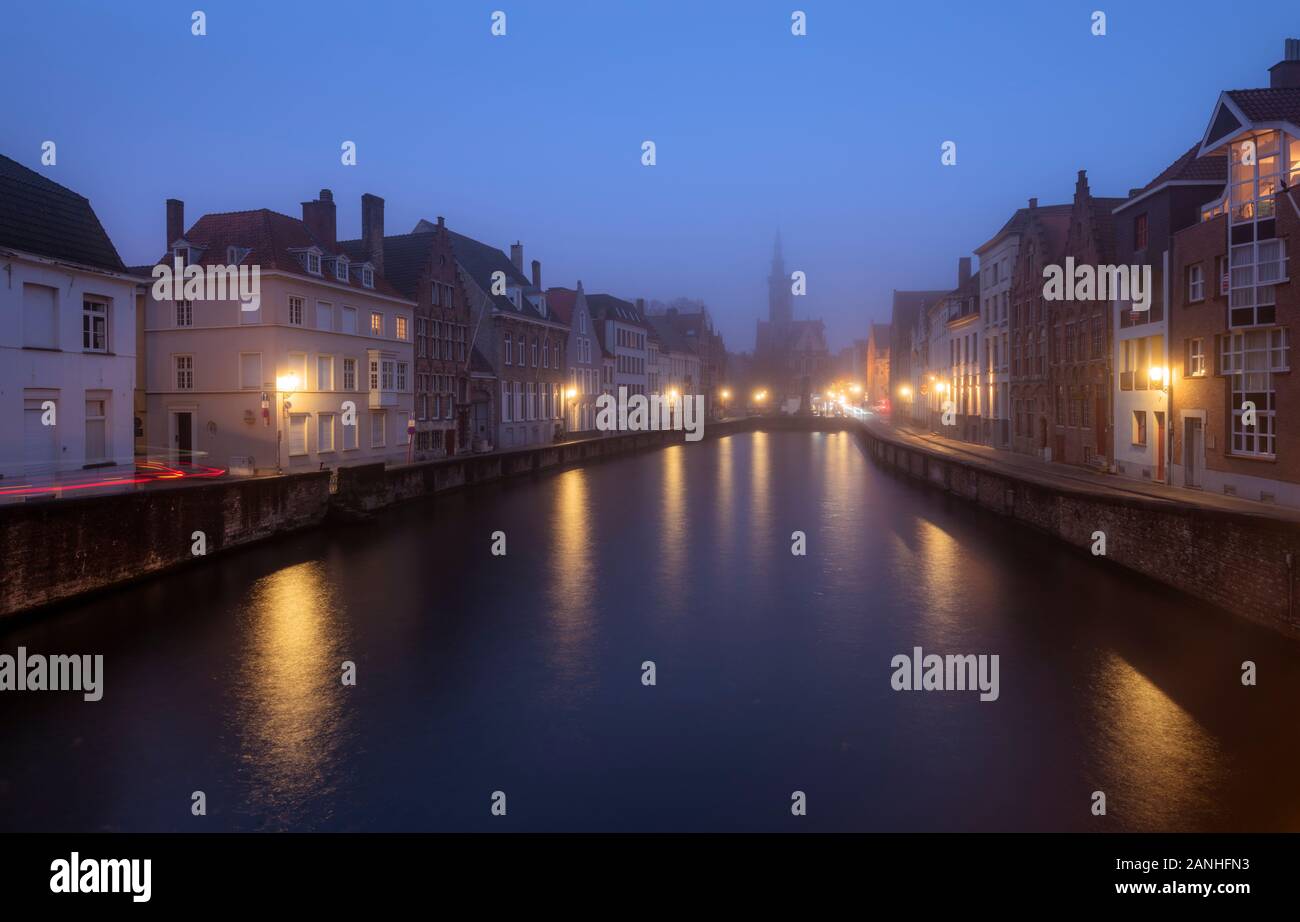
[288,295,305,326]
[176,300,193,327]
[82,298,109,353]
[174,354,194,391]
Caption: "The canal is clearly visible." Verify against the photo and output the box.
[2,429,1299,832]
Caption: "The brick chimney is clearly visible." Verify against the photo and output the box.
[510,242,523,272]
[958,256,971,287]
[166,198,184,249]
[361,193,384,274]
[1270,38,1300,89]
[636,297,646,317]
[302,189,337,249]
[1028,197,1038,210]
[531,259,541,289]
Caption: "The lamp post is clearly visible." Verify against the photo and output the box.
[1150,365,1170,484]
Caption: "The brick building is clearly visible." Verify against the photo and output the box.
[1049,171,1125,469]
[1168,40,1300,505]
[1009,199,1071,457]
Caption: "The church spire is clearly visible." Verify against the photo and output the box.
[767,229,792,326]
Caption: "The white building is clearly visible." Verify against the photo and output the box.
[143,192,415,474]
[587,293,649,397]
[0,155,138,482]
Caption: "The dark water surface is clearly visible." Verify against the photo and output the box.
[2,430,1299,832]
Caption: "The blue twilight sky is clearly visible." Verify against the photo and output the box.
[2,1,1297,352]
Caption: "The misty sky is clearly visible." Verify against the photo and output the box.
[3,1,1297,352]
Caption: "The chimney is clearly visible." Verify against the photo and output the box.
[436,215,445,228]
[636,297,646,316]
[166,198,184,249]
[510,242,523,271]
[301,189,337,249]
[1028,197,1038,210]
[531,259,541,289]
[958,257,971,287]
[1270,38,1300,89]
[361,193,384,274]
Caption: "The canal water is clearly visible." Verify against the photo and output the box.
[2,430,1298,832]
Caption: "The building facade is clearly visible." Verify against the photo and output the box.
[0,155,137,481]
[143,192,416,474]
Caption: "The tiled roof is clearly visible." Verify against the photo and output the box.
[1117,144,1227,214]
[1226,87,1300,123]
[338,231,436,302]
[647,314,696,354]
[165,208,407,300]
[975,204,1071,254]
[586,292,646,327]
[0,154,125,273]
[443,228,553,323]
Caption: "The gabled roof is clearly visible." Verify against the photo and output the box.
[441,228,552,322]
[544,286,578,325]
[0,154,126,273]
[162,208,407,299]
[647,314,696,355]
[1114,143,1228,213]
[975,204,1071,254]
[1200,88,1300,154]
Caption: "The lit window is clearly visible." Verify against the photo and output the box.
[396,316,408,340]
[370,311,383,336]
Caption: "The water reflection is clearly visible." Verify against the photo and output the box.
[1090,651,1223,829]
[231,560,349,828]
[657,445,688,595]
[545,469,597,677]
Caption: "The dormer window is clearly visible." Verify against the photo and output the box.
[173,246,190,264]
[362,265,375,289]
[226,246,250,265]
[307,252,322,275]
[335,257,349,282]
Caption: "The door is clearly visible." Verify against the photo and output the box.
[23,402,59,475]
[1154,411,1166,482]
[174,411,194,463]
[1184,417,1203,487]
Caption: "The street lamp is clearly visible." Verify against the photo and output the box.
[1149,366,1169,391]
[274,372,300,474]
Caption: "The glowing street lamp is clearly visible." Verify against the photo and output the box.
[1149,366,1169,391]
[899,385,912,399]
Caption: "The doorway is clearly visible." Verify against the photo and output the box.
[1184,416,1204,487]
[172,411,194,464]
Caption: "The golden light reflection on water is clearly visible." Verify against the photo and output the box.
[545,469,597,675]
[1091,652,1222,829]
[715,435,734,542]
[658,445,687,586]
[912,518,965,641]
[233,560,348,824]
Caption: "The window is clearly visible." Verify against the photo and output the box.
[240,352,262,390]
[1134,214,1148,251]
[579,312,586,334]
[335,258,349,282]
[381,360,395,391]
[175,355,194,390]
[527,382,536,420]
[317,301,333,330]
[1131,411,1147,446]
[396,316,408,340]
[288,296,305,325]
[85,396,108,463]
[176,300,193,327]
[370,311,383,336]
[82,299,108,352]
[502,381,512,422]
[342,413,358,450]
[369,359,379,391]
[517,339,525,366]
[343,358,357,391]
[370,412,386,448]
[318,413,336,452]
[306,252,322,275]
[22,283,58,349]
[318,355,334,391]
[1187,338,1205,377]
[531,338,539,367]
[1187,264,1205,302]
[362,266,374,289]
[445,394,453,420]
[341,306,358,334]
[1222,328,1287,457]
[396,362,408,391]
[543,338,549,368]
[288,414,309,455]
[514,381,523,421]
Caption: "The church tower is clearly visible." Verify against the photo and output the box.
[767,231,792,326]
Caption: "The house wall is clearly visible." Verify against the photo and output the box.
[0,252,137,479]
